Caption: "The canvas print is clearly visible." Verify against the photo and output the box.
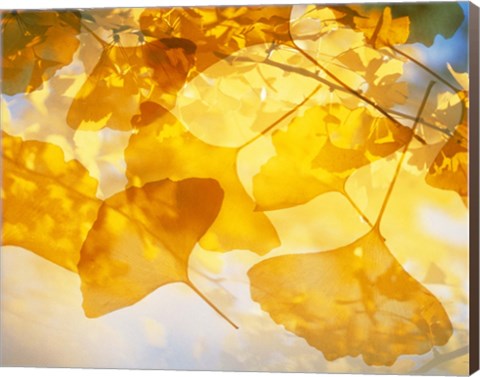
[0,1,478,375]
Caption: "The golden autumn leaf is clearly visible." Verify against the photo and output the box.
[354,7,410,48]
[125,102,280,254]
[1,132,101,271]
[424,84,468,206]
[139,5,292,72]
[425,120,468,206]
[253,104,411,210]
[248,228,453,366]
[67,38,196,131]
[78,177,225,318]
[1,10,81,95]
[336,48,408,109]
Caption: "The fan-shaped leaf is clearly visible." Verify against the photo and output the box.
[1,10,81,95]
[125,102,280,254]
[78,178,223,317]
[1,132,101,271]
[253,105,411,210]
[426,120,468,206]
[67,38,196,131]
[248,229,453,366]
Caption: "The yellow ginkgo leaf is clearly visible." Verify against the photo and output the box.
[253,104,411,210]
[139,5,292,72]
[125,102,280,254]
[1,10,81,95]
[67,38,196,131]
[354,7,410,48]
[248,229,453,366]
[78,177,225,318]
[337,48,409,109]
[426,120,468,206]
[1,132,101,271]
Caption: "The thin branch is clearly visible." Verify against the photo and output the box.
[216,52,453,138]
[389,45,461,92]
[374,81,436,229]
[288,37,405,129]
[239,83,323,149]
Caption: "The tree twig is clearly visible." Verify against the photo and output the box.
[374,81,436,229]
[389,45,461,92]
[216,52,453,138]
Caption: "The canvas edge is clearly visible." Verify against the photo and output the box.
[469,1,480,375]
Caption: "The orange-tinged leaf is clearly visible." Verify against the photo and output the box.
[426,121,468,206]
[78,178,223,317]
[125,102,280,254]
[253,105,411,210]
[139,5,292,72]
[1,10,81,95]
[67,38,196,131]
[354,7,410,48]
[1,132,101,271]
[248,229,453,366]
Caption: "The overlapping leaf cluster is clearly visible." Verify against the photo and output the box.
[1,3,469,369]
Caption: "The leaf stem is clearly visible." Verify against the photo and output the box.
[239,83,323,150]
[186,281,239,330]
[217,52,452,137]
[374,81,436,229]
[288,39,403,128]
[342,189,374,228]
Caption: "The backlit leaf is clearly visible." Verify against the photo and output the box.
[336,48,408,109]
[353,7,409,48]
[1,10,81,95]
[125,102,280,254]
[67,38,196,131]
[139,5,292,72]
[253,105,411,210]
[78,177,223,317]
[425,120,468,206]
[248,229,453,366]
[1,132,101,271]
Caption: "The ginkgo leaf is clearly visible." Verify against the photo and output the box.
[353,7,410,48]
[253,104,411,211]
[426,121,468,206]
[248,229,453,366]
[1,132,101,271]
[67,38,196,131]
[125,102,280,254]
[139,5,292,73]
[336,48,409,109]
[78,177,224,317]
[1,10,81,95]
